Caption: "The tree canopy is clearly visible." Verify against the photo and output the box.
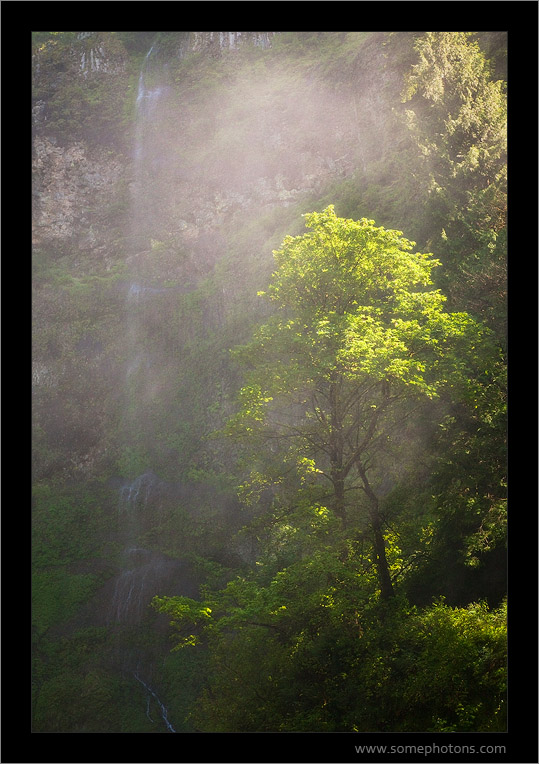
[32,29,509,739]
[223,206,493,598]
[153,207,506,732]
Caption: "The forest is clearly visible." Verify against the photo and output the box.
[28,25,520,759]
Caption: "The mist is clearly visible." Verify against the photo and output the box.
[31,30,508,741]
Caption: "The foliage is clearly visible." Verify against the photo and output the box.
[32,31,507,734]
[401,32,507,335]
[32,626,178,733]
[395,599,507,731]
[153,205,506,731]
[32,33,131,147]
[154,572,506,731]
[223,206,494,601]
[32,570,101,637]
[402,33,506,184]
[32,482,112,568]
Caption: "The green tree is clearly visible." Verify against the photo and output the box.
[152,209,505,734]
[153,577,506,731]
[396,33,507,604]
[224,206,493,600]
[401,32,507,336]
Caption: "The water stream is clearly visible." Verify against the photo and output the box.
[134,673,177,733]
[130,44,168,249]
[113,41,179,730]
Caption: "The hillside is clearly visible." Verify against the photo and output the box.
[31,30,508,743]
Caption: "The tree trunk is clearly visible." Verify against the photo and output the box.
[356,461,394,599]
[332,471,347,524]
[370,513,394,600]
[329,375,347,524]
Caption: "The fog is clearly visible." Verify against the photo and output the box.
[31,31,507,736]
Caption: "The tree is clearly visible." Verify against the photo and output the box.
[397,34,507,603]
[224,206,492,600]
[153,209,504,731]
[401,32,507,337]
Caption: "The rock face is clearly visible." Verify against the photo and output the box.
[78,36,127,76]
[187,31,275,52]
[31,31,365,259]
[32,33,131,255]
[32,31,393,482]
[32,31,128,83]
[32,137,124,251]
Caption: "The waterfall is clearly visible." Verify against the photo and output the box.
[108,44,181,731]
[130,43,166,250]
[135,48,160,124]
[134,46,163,161]
[109,475,193,625]
[134,673,176,733]
[104,40,203,733]
[122,42,164,449]
[117,43,171,598]
[118,471,157,530]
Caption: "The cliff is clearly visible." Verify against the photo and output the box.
[32,31,406,480]
[31,30,508,737]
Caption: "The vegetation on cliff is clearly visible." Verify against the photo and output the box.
[32,30,507,737]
